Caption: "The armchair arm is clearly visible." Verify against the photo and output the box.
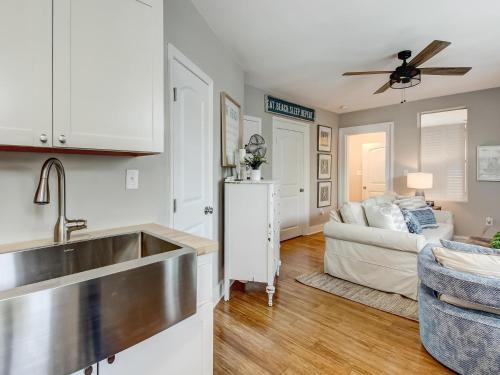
[324,221,427,253]
[434,210,454,225]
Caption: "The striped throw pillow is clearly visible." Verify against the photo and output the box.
[406,207,437,229]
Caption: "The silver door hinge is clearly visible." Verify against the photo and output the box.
[173,199,177,213]
[173,87,177,102]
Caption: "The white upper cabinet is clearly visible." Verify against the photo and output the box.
[53,0,164,152]
[0,0,52,148]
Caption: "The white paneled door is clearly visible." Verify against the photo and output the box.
[273,118,308,241]
[362,143,386,199]
[171,46,213,239]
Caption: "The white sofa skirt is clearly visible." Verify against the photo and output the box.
[324,238,419,300]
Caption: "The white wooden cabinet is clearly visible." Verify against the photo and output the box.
[0,0,52,147]
[53,0,164,152]
[0,0,163,153]
[224,181,281,306]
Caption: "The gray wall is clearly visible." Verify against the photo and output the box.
[0,0,245,300]
[339,87,500,236]
[244,84,339,228]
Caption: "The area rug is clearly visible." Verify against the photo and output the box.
[296,271,418,321]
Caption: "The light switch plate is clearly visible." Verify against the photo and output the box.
[126,169,139,190]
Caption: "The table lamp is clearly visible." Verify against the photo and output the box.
[407,172,433,199]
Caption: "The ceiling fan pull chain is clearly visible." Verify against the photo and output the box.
[401,88,407,104]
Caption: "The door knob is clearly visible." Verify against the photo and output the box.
[58,134,66,144]
[363,186,367,190]
[299,188,304,192]
[204,206,214,215]
[39,133,48,144]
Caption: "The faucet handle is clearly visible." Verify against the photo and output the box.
[66,219,87,233]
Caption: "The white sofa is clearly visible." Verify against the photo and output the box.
[324,207,454,300]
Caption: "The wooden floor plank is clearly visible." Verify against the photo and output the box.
[214,233,453,374]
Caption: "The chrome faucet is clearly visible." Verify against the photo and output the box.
[34,158,87,243]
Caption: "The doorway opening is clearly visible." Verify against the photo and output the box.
[347,132,386,201]
[338,122,394,204]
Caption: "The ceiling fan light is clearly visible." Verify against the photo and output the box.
[390,68,421,89]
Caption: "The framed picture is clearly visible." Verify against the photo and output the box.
[477,145,500,181]
[221,92,242,167]
[317,153,332,180]
[317,125,332,152]
[317,181,332,208]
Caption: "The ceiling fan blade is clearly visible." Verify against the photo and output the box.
[420,67,471,75]
[374,81,391,94]
[343,71,392,76]
[409,40,451,67]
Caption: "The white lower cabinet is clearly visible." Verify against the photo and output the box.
[71,254,214,375]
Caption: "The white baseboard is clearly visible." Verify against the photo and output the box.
[304,224,324,235]
[213,281,224,308]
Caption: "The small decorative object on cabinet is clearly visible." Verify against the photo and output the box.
[224,180,281,306]
[317,125,332,152]
[244,154,267,181]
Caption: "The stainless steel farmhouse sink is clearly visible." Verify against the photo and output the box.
[0,232,197,375]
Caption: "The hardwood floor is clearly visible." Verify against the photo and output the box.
[214,233,453,374]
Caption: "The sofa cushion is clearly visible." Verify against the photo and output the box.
[432,246,500,278]
[329,209,342,223]
[402,209,423,234]
[394,196,427,210]
[438,293,500,316]
[405,207,438,229]
[364,203,409,232]
[423,223,454,242]
[339,202,367,226]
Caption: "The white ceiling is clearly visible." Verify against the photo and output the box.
[191,0,500,113]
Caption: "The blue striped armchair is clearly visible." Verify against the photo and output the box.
[418,242,500,374]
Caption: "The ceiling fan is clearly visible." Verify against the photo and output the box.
[343,40,471,95]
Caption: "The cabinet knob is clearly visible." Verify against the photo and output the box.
[58,134,67,144]
[39,134,48,144]
[107,355,116,364]
[84,366,93,375]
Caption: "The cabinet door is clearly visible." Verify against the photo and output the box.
[0,0,52,147]
[53,0,164,152]
[98,312,208,375]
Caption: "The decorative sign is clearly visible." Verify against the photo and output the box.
[265,95,315,122]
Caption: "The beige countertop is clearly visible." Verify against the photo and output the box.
[0,223,218,256]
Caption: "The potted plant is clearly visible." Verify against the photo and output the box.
[244,154,267,181]
[491,232,500,249]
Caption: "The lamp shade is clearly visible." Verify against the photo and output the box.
[407,172,433,189]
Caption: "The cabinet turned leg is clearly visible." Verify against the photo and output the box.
[266,285,275,307]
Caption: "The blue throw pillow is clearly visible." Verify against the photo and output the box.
[402,209,423,234]
[406,207,438,229]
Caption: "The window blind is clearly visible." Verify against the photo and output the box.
[420,113,467,202]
